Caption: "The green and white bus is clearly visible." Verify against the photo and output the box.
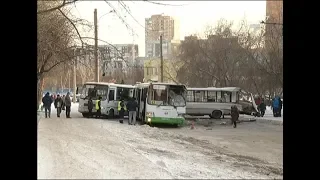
[135,82,187,126]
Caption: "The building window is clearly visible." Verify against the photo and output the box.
[146,67,151,75]
[153,68,157,75]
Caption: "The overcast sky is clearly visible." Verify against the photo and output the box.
[71,1,266,57]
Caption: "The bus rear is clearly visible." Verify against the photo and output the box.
[78,82,108,117]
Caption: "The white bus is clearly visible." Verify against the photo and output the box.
[186,87,242,119]
[135,82,187,126]
[78,82,135,118]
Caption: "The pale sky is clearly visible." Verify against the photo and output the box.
[71,1,266,57]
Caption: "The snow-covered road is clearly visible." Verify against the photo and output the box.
[38,105,283,179]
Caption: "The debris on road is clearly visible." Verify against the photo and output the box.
[220,122,227,125]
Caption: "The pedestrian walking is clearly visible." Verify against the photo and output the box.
[88,97,93,118]
[95,96,102,118]
[272,96,280,117]
[42,92,53,118]
[127,97,138,125]
[118,98,126,123]
[54,94,63,118]
[258,99,267,117]
[65,92,72,118]
[230,105,239,128]
[279,98,283,117]
[61,95,66,111]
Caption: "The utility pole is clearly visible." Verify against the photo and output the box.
[132,30,135,85]
[73,53,77,103]
[94,9,99,82]
[160,34,163,82]
[68,70,70,90]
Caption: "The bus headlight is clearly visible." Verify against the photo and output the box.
[146,112,154,117]
[147,117,151,122]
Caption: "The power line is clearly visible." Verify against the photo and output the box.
[118,1,145,29]
[103,0,139,37]
[142,0,190,7]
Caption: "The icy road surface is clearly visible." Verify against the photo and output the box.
[38,108,283,179]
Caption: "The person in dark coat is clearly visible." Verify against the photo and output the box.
[258,99,267,117]
[127,97,138,125]
[64,92,72,118]
[278,98,283,117]
[42,92,53,118]
[54,94,64,118]
[88,97,93,118]
[230,105,239,128]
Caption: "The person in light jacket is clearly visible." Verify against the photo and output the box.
[95,96,102,118]
[118,98,127,123]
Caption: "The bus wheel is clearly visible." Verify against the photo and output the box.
[211,110,222,119]
[108,109,114,119]
[82,113,89,118]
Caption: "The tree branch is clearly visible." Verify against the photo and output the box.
[37,0,78,14]
[58,8,84,48]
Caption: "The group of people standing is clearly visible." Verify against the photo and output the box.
[86,96,138,125]
[255,96,282,118]
[117,97,138,125]
[41,92,72,118]
[86,96,102,118]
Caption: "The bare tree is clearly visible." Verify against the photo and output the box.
[177,18,283,97]
[37,0,91,108]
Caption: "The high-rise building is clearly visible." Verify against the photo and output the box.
[266,0,283,24]
[265,0,283,48]
[145,14,180,58]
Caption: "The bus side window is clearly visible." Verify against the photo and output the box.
[109,90,115,101]
[207,91,217,102]
[82,87,87,97]
[116,88,123,100]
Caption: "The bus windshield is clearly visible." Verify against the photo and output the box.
[83,84,108,100]
[147,84,186,107]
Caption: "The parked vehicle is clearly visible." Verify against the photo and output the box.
[186,87,243,119]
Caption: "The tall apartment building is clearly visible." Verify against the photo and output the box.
[265,0,283,48]
[99,44,139,76]
[145,14,180,58]
[73,44,139,77]
[266,0,283,24]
